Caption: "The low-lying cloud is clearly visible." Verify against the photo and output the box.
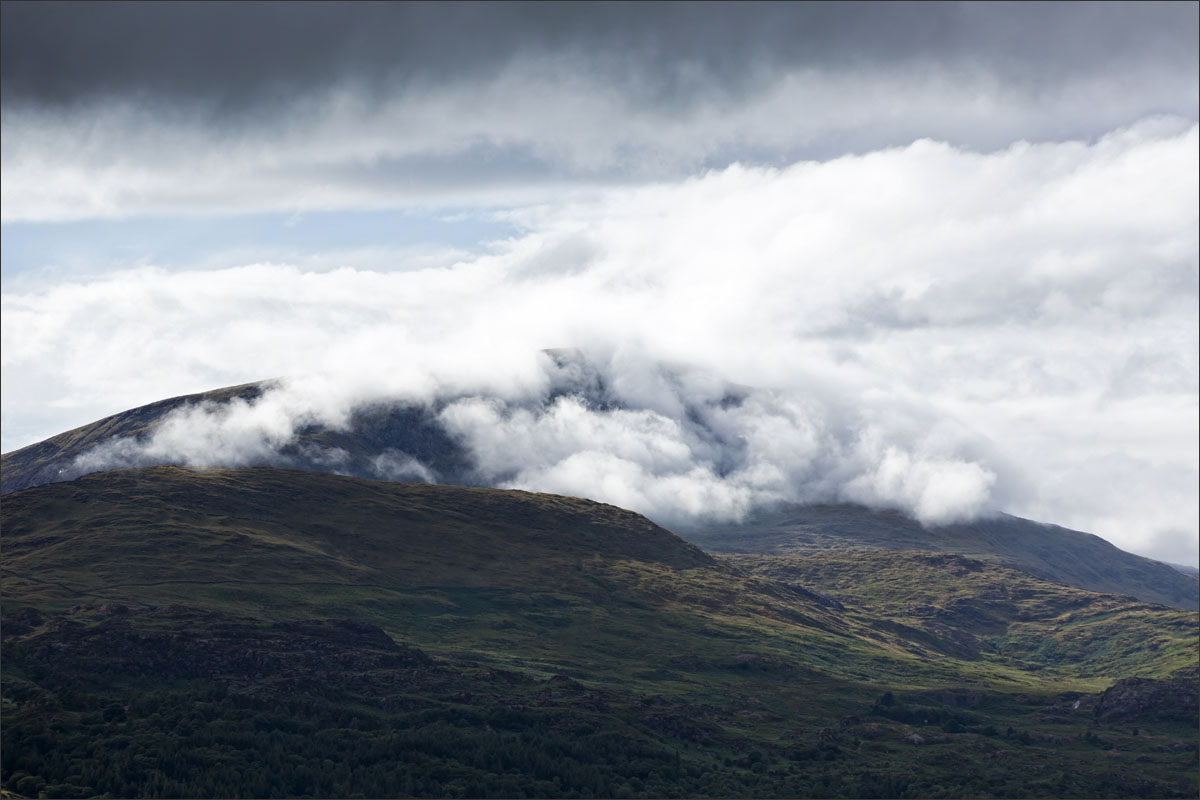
[3,121,1197,563]
[63,351,1007,530]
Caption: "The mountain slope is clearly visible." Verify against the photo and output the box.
[727,550,1198,679]
[3,379,1196,613]
[0,467,873,687]
[0,382,271,495]
[3,467,1197,798]
[0,381,475,496]
[0,351,630,495]
[684,504,1199,611]
[3,467,1194,694]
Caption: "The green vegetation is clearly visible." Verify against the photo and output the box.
[684,503,1199,610]
[3,467,1197,798]
[727,551,1197,680]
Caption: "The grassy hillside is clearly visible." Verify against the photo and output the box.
[0,467,950,691]
[3,467,1197,798]
[727,551,1198,680]
[685,504,1199,611]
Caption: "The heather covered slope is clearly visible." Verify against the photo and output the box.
[685,504,1199,611]
[2,467,1197,797]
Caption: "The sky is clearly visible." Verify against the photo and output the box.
[2,2,1198,565]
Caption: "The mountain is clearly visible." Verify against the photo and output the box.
[1,381,269,494]
[0,351,622,495]
[725,549,1198,678]
[3,378,1196,611]
[682,504,1200,611]
[0,380,475,495]
[2,466,1197,798]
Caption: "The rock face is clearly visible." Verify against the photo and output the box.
[1094,677,1199,724]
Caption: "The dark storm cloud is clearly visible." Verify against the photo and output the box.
[4,1,1195,114]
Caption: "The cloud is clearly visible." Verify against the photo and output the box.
[4,2,1194,110]
[59,352,1012,530]
[3,4,1196,221]
[3,120,1196,562]
[435,375,1009,527]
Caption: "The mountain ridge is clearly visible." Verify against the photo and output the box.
[683,503,1199,611]
[2,379,1196,611]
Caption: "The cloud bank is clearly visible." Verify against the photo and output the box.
[62,351,1004,530]
[4,2,1196,221]
[4,120,1196,563]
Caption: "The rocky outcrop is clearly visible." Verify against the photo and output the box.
[1094,677,1199,724]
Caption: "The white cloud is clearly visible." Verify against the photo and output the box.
[2,121,1197,563]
